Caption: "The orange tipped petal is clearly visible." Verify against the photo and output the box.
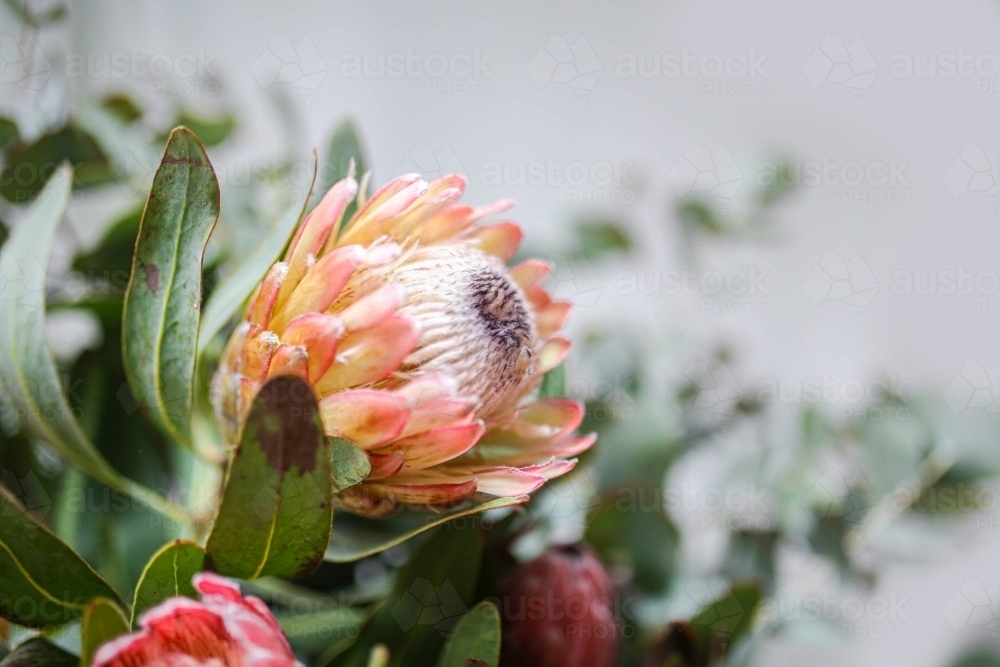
[339,284,406,332]
[510,259,552,290]
[265,345,309,381]
[520,458,578,479]
[394,421,485,471]
[248,262,288,329]
[426,173,467,196]
[281,313,345,382]
[536,301,572,338]
[341,177,428,245]
[319,390,410,449]
[472,468,546,496]
[463,221,523,261]
[313,317,420,394]
[272,245,365,331]
[285,177,358,266]
[401,398,478,438]
[538,336,571,374]
[512,398,584,441]
[366,450,405,479]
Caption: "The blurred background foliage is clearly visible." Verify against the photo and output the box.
[1,5,999,667]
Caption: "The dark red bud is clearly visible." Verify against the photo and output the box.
[498,544,619,667]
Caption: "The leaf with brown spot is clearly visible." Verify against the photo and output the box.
[122,126,220,450]
[206,376,333,580]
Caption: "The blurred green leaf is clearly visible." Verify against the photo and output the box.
[80,598,129,667]
[198,158,316,356]
[676,198,725,235]
[101,94,143,125]
[722,530,779,594]
[755,160,795,206]
[72,205,143,278]
[131,540,206,625]
[330,521,484,667]
[160,113,236,148]
[586,483,679,593]
[436,601,500,667]
[0,125,112,203]
[950,649,1000,667]
[0,485,121,627]
[574,219,632,259]
[278,606,367,655]
[0,165,182,520]
[0,118,17,153]
[689,582,761,660]
[0,638,76,667]
[123,127,220,450]
[324,496,526,563]
[539,363,566,399]
[322,120,368,229]
[206,376,332,580]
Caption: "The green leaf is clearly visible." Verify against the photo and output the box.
[80,598,129,667]
[122,127,220,449]
[100,94,143,125]
[0,125,112,203]
[574,220,632,259]
[689,582,761,654]
[206,376,333,580]
[539,363,566,399]
[278,606,368,655]
[331,521,484,667]
[329,438,372,492]
[436,602,501,667]
[161,112,236,148]
[0,638,77,667]
[325,496,526,563]
[0,117,17,153]
[320,120,367,230]
[0,485,121,627]
[198,160,317,356]
[0,164,184,522]
[130,540,206,626]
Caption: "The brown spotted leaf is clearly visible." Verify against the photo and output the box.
[122,126,220,449]
[206,376,333,580]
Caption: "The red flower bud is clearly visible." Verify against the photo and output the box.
[498,544,619,667]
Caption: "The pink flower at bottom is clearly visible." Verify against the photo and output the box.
[93,573,300,667]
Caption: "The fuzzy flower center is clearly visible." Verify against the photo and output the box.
[383,245,539,424]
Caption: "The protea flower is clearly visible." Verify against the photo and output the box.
[498,544,619,667]
[93,573,300,667]
[213,169,594,516]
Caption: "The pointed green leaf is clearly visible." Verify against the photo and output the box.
[0,485,121,627]
[206,376,333,580]
[130,540,206,626]
[80,598,129,667]
[0,165,184,522]
[331,521,484,667]
[436,602,501,667]
[123,127,220,449]
[198,159,317,355]
[324,496,526,563]
[0,638,77,667]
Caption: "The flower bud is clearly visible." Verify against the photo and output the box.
[498,544,619,667]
